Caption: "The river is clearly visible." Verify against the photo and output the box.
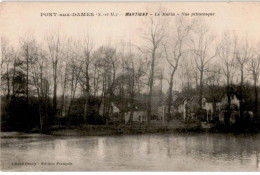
[0,132,259,171]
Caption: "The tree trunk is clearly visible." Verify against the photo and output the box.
[167,71,174,122]
[53,61,57,116]
[254,76,258,118]
[26,44,29,103]
[147,50,156,128]
[84,63,90,121]
[129,81,134,126]
[199,69,203,109]
[239,66,244,118]
[12,59,16,96]
[226,76,231,126]
[61,65,67,117]
[6,64,10,99]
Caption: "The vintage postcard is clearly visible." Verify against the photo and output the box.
[0,2,260,172]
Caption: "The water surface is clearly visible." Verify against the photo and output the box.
[1,132,260,171]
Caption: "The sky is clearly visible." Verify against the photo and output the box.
[1,2,260,46]
[1,2,260,92]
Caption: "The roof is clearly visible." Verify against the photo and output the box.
[129,101,147,111]
[110,98,147,112]
[204,96,222,103]
[173,96,185,107]
[189,96,200,103]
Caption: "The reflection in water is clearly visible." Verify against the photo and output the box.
[97,138,105,160]
[1,132,260,171]
[257,151,259,170]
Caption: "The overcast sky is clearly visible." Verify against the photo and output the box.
[1,2,260,92]
[1,2,260,46]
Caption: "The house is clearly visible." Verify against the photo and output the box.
[202,97,218,122]
[183,96,202,120]
[158,105,174,122]
[124,100,163,124]
[99,100,120,116]
[216,93,240,124]
[99,99,121,122]
[158,95,184,122]
[125,110,147,124]
[217,93,240,110]
[124,102,148,124]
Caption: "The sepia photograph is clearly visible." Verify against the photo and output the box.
[0,2,260,172]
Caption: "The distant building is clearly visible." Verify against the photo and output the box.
[158,105,174,122]
[125,111,147,124]
[183,96,201,120]
[216,93,240,124]
[202,97,216,122]
[99,100,121,122]
[124,102,148,124]
[158,94,185,122]
[217,93,240,110]
[99,101,120,116]
[124,101,162,124]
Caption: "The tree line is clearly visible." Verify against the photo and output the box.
[1,16,260,132]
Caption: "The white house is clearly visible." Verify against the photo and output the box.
[178,103,184,114]
[202,98,214,122]
[217,94,240,109]
[158,105,174,122]
[124,111,147,124]
[216,94,240,123]
[99,100,120,116]
[158,96,185,122]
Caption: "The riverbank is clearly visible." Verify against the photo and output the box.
[2,119,259,136]
[48,118,205,136]
[47,123,260,136]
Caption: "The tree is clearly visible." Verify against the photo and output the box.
[78,34,93,121]
[204,66,222,121]
[67,55,81,116]
[248,44,260,118]
[218,31,236,125]
[163,17,192,122]
[29,41,51,131]
[93,46,118,121]
[235,38,254,117]
[124,44,145,125]
[191,20,218,109]
[140,17,166,127]
[1,37,12,99]
[45,33,65,116]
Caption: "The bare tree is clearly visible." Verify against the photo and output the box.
[158,68,164,107]
[29,41,50,131]
[191,20,218,109]
[204,66,222,121]
[178,57,196,121]
[248,44,260,117]
[235,38,254,117]
[59,39,72,117]
[67,57,81,116]
[140,17,166,127]
[1,37,12,99]
[123,44,145,125]
[163,17,192,122]
[78,34,93,121]
[94,46,118,121]
[92,60,101,97]
[45,33,65,115]
[218,31,236,125]
[124,53,135,125]
[20,37,38,101]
